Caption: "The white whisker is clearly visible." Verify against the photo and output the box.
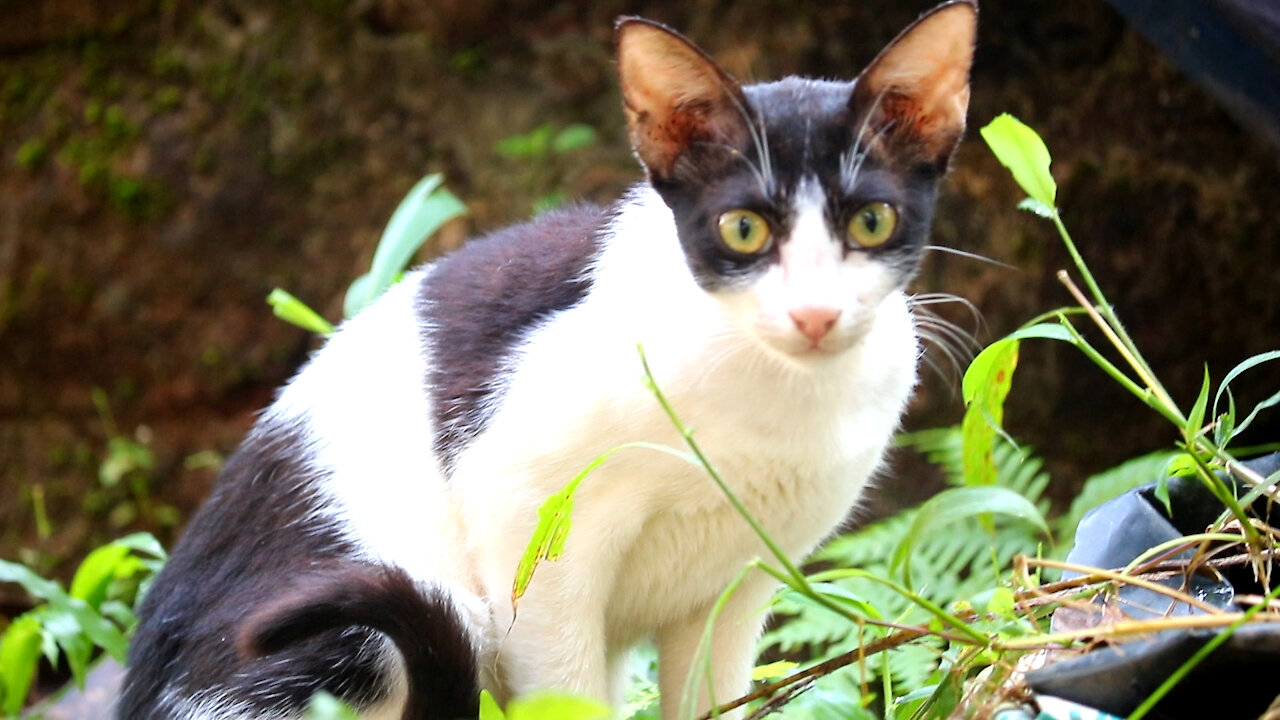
[922,245,1015,270]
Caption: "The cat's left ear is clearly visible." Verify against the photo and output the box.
[852,0,977,167]
[615,17,751,182]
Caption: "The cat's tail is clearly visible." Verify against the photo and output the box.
[236,564,481,720]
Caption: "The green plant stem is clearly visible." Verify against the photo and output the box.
[1056,271,1183,424]
[638,346,806,585]
[1054,314,1183,426]
[1184,451,1262,548]
[1051,215,1172,414]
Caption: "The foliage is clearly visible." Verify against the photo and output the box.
[268,172,465,335]
[0,533,165,717]
[495,122,598,213]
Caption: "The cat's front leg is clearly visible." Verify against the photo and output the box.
[656,574,777,720]
[498,593,612,703]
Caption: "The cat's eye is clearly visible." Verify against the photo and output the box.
[847,202,898,248]
[717,209,772,255]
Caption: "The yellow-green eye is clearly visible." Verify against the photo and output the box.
[847,202,898,248]
[717,209,772,255]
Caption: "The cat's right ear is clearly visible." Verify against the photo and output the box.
[615,17,751,182]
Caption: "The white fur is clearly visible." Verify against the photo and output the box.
[265,182,918,718]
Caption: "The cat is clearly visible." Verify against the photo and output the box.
[118,2,977,718]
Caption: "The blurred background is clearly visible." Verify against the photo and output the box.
[2,0,1278,599]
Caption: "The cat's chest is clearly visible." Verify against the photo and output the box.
[601,449,867,635]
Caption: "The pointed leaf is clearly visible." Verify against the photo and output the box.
[0,559,66,603]
[961,339,1020,486]
[267,289,335,335]
[70,542,131,610]
[1186,365,1211,439]
[1213,350,1280,443]
[511,443,695,611]
[892,486,1049,588]
[0,614,42,714]
[344,173,466,318]
[506,692,610,720]
[479,690,506,720]
[980,114,1057,209]
[552,124,598,154]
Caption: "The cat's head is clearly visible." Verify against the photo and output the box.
[616,2,975,362]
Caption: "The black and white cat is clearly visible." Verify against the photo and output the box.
[119,3,977,718]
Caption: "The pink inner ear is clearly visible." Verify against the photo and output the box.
[616,21,747,176]
[858,3,976,156]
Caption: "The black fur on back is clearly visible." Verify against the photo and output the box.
[419,203,610,473]
[239,564,480,720]
[119,424,397,718]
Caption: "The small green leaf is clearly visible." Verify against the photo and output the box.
[304,691,361,720]
[112,531,168,561]
[506,692,611,720]
[1185,365,1211,439]
[41,605,92,687]
[752,660,798,681]
[267,289,335,335]
[0,614,42,714]
[511,443,694,611]
[479,690,506,720]
[892,486,1049,588]
[344,174,466,318]
[552,124,597,154]
[70,542,131,610]
[511,472,588,611]
[1213,350,1280,444]
[960,339,1019,486]
[980,114,1057,210]
[1004,322,1077,345]
[0,559,66,603]
[984,587,1017,618]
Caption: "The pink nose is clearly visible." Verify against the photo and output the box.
[789,306,841,342]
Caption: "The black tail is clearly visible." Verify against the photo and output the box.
[237,564,480,720]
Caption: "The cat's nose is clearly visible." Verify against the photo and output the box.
[789,306,841,342]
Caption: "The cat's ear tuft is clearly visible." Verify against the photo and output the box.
[615,17,750,181]
[852,0,977,167]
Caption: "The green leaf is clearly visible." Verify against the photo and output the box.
[1213,350,1280,443]
[984,587,1017,619]
[479,690,506,720]
[0,559,66,603]
[267,288,335,335]
[1186,365,1211,439]
[56,596,129,663]
[344,174,466,318]
[0,614,42,715]
[505,692,611,720]
[99,436,153,487]
[511,469,590,611]
[1005,322,1077,345]
[511,443,694,611]
[304,691,361,720]
[112,531,168,561]
[752,660,798,681]
[960,339,1019,486]
[41,605,92,687]
[979,114,1057,209]
[496,124,554,158]
[70,542,131,610]
[892,486,1049,588]
[552,124,597,154]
